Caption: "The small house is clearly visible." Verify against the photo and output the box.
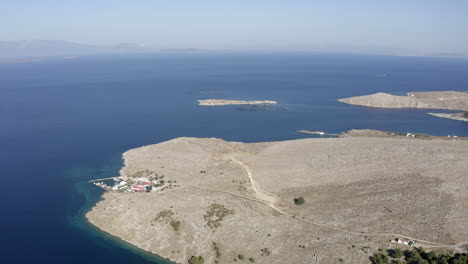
[395,238,415,247]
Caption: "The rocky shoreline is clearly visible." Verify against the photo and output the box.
[428,112,468,122]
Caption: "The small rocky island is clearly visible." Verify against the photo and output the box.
[198,99,278,106]
[86,133,468,264]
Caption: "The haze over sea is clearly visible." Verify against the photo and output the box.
[1,53,467,263]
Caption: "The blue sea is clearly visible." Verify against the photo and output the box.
[0,53,467,263]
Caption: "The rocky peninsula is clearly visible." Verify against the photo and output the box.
[338,91,468,111]
[428,112,468,122]
[86,134,468,264]
[198,99,278,106]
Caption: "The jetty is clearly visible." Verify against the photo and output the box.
[297,130,338,136]
[88,177,121,183]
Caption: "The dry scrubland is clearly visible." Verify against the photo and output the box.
[87,135,468,264]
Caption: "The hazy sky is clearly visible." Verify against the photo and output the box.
[2,0,468,55]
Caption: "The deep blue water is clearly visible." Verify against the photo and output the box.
[0,53,467,263]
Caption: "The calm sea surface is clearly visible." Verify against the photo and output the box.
[0,53,467,263]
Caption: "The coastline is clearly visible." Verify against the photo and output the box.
[85,135,468,264]
[79,155,174,264]
[85,197,175,264]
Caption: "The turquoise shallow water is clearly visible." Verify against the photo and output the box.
[0,53,467,263]
[67,155,172,263]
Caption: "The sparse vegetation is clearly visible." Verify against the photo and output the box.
[170,219,181,231]
[154,210,174,222]
[248,257,255,263]
[154,209,181,232]
[238,254,245,260]
[213,242,221,258]
[188,256,204,264]
[294,197,305,205]
[237,180,248,192]
[371,248,468,264]
[203,203,234,229]
[260,248,271,256]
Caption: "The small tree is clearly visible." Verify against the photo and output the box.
[188,256,204,264]
[170,220,181,231]
[405,250,425,264]
[389,248,403,258]
[371,253,389,264]
[294,197,305,205]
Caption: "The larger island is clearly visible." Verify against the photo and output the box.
[86,133,468,264]
[338,91,468,110]
[338,91,468,122]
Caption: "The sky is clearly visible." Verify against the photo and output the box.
[2,0,468,55]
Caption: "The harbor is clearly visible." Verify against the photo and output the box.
[90,170,176,193]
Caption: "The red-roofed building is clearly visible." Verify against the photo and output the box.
[130,186,145,192]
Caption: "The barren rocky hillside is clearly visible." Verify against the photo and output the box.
[87,136,468,264]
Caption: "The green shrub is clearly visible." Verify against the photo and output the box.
[294,197,305,205]
[389,248,403,258]
[170,220,181,231]
[248,257,255,263]
[260,248,271,256]
[371,253,389,264]
[451,254,468,264]
[238,254,244,260]
[188,256,204,264]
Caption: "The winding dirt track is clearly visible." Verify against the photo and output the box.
[225,157,465,249]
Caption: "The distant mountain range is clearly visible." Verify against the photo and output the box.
[1,40,466,60]
[0,40,157,58]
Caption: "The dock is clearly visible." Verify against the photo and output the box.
[88,177,121,183]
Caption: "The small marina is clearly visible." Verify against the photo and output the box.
[90,170,179,193]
